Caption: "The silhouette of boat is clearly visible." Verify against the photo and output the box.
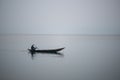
[28,47,65,53]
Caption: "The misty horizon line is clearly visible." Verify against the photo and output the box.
[0,33,120,36]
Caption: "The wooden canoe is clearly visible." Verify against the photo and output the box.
[28,47,65,53]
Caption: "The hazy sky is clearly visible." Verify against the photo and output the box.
[0,0,120,34]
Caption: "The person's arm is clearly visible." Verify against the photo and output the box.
[35,47,37,49]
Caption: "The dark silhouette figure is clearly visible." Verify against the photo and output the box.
[31,44,37,51]
[28,45,65,59]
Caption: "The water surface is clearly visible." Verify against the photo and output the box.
[0,35,120,80]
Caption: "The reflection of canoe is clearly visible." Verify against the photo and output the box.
[28,47,65,53]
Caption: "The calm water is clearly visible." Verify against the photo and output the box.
[0,35,120,80]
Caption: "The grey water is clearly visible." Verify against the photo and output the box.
[0,35,120,80]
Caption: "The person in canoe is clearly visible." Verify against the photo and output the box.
[29,44,65,53]
[31,44,37,51]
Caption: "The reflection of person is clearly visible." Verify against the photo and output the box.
[31,44,37,50]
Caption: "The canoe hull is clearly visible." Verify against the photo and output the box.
[28,47,65,53]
